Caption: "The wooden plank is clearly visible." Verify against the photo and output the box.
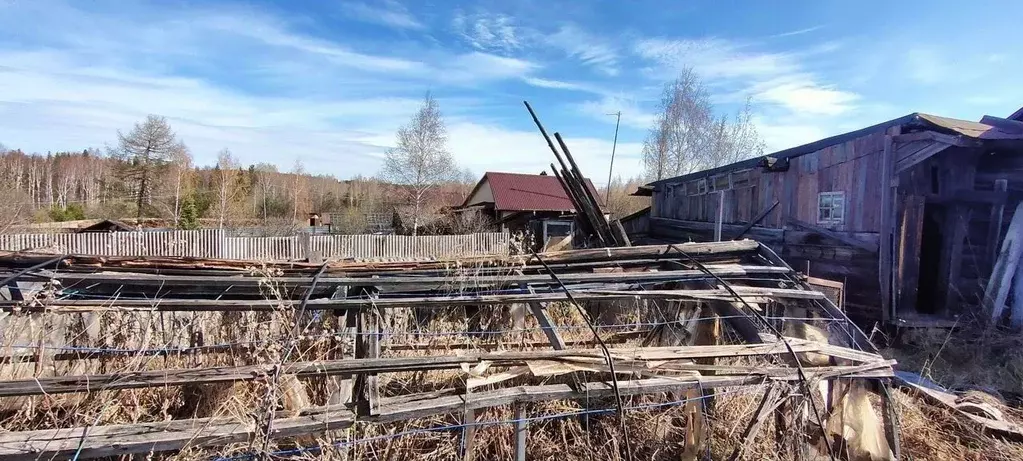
[0,376,778,460]
[987,179,1009,268]
[879,130,897,323]
[895,143,952,174]
[514,404,527,461]
[726,383,786,461]
[894,374,1023,440]
[785,217,879,253]
[985,202,1023,322]
[462,406,476,461]
[715,191,725,241]
[31,265,791,288]
[3,286,827,313]
[0,343,889,397]
[943,207,972,314]
[0,334,646,364]
[734,201,780,240]
[896,195,925,315]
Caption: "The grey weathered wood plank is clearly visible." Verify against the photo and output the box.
[30,264,789,288]
[785,217,878,253]
[2,286,822,313]
[0,342,888,397]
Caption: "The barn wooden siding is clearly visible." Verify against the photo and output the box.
[650,131,890,318]
[0,230,511,261]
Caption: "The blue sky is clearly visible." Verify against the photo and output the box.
[1,0,1021,184]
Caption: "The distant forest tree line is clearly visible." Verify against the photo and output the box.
[0,90,676,234]
[0,115,476,234]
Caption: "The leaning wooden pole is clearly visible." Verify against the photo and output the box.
[554,133,617,246]
[524,100,609,247]
[551,165,602,244]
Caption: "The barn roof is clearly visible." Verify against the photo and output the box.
[462,172,600,212]
[646,111,1023,188]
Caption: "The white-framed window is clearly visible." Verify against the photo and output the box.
[818,191,845,225]
[543,220,574,244]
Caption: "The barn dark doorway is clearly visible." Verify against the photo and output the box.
[916,203,945,314]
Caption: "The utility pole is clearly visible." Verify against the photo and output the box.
[605,111,621,207]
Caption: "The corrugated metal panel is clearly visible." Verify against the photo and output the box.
[483,172,600,212]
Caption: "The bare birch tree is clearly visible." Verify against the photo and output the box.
[381,93,455,236]
[291,159,306,223]
[215,149,240,229]
[111,115,178,219]
[642,69,764,180]
[705,98,765,168]
[254,163,278,223]
[168,144,193,226]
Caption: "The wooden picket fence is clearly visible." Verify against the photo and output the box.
[0,230,510,261]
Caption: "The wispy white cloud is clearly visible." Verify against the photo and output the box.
[0,2,544,177]
[747,74,859,115]
[341,0,424,30]
[635,38,799,81]
[521,76,604,94]
[770,25,824,38]
[547,24,620,76]
[452,11,523,52]
[634,36,863,149]
[443,52,537,82]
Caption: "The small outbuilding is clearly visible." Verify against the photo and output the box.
[459,171,602,248]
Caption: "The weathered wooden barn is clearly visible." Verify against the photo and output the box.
[634,109,1023,325]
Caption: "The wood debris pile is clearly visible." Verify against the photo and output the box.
[0,241,900,460]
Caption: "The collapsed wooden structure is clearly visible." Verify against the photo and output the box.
[0,241,897,460]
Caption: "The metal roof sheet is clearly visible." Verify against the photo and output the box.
[480,172,599,212]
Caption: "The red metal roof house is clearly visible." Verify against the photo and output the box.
[460,171,602,246]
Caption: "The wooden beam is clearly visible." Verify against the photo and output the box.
[2,286,827,313]
[726,383,787,461]
[985,201,1023,322]
[0,241,760,274]
[943,207,972,314]
[514,404,527,461]
[987,179,1009,268]
[0,376,775,460]
[0,371,900,461]
[897,195,925,315]
[785,217,879,253]
[0,343,889,397]
[980,115,1023,134]
[734,201,780,240]
[894,143,953,174]
[0,334,646,364]
[892,129,978,147]
[715,191,725,242]
[879,130,898,323]
[31,265,791,289]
